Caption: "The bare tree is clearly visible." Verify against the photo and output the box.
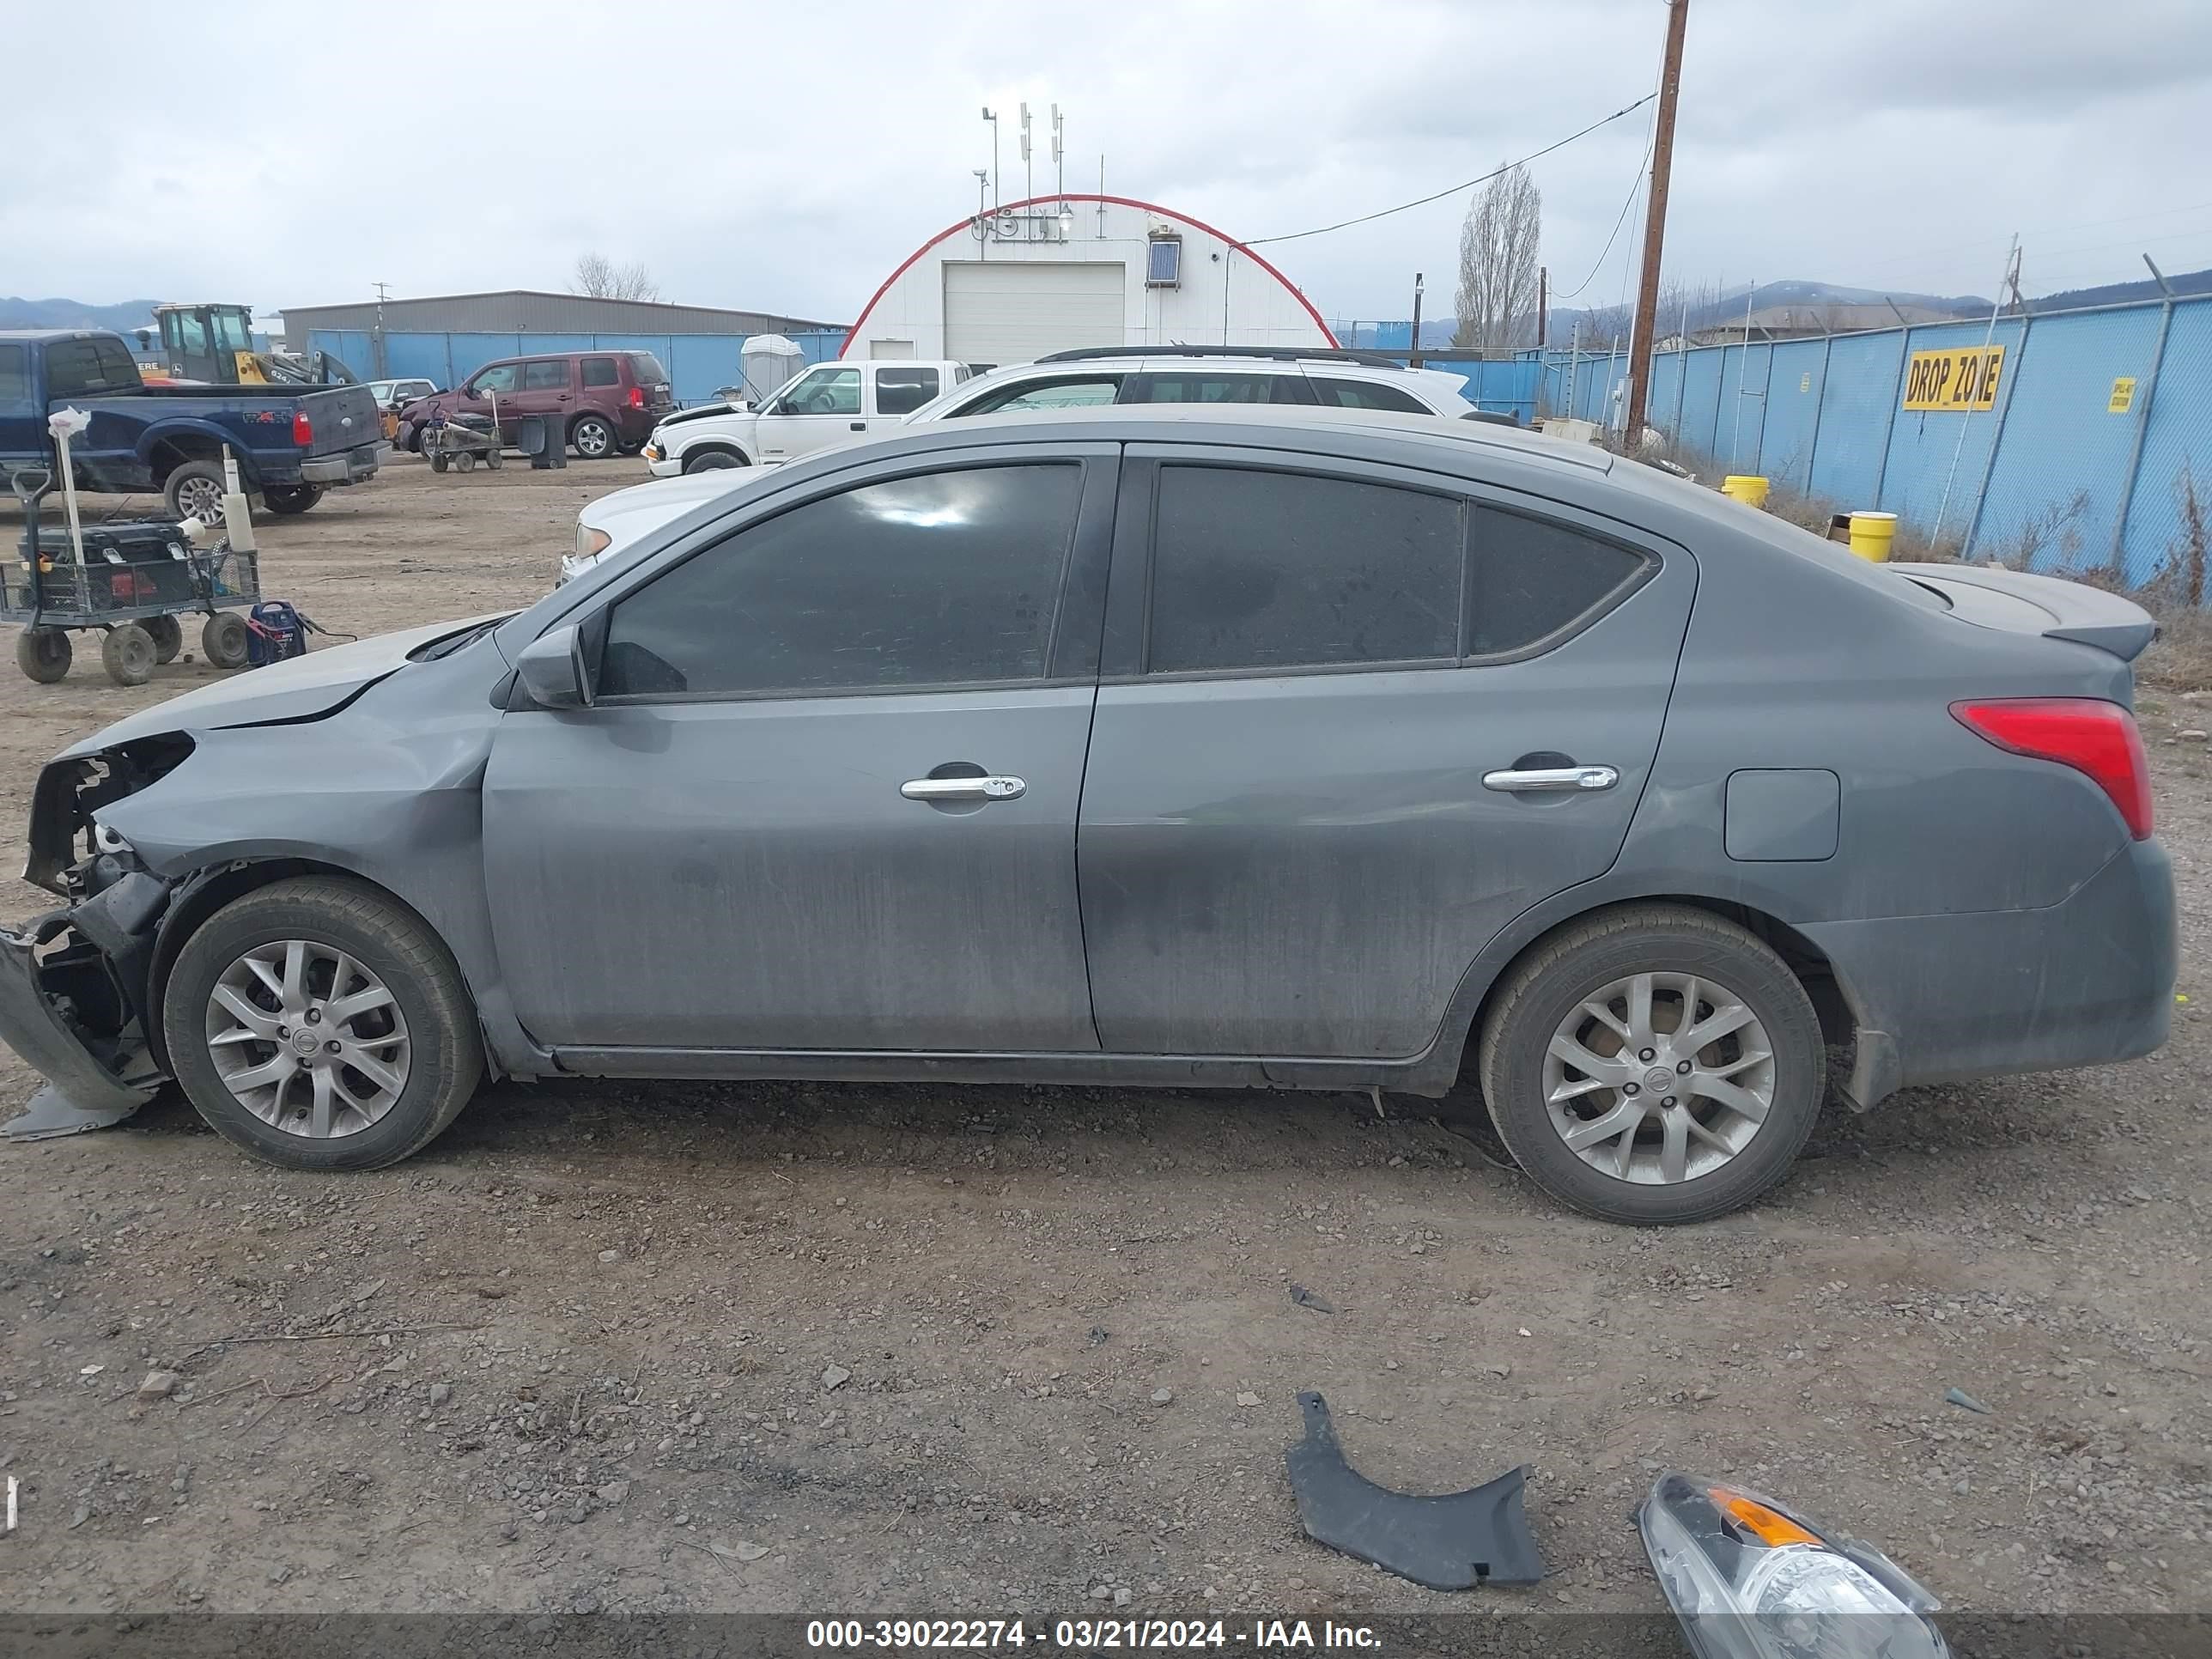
[570,252,663,303]
[1451,164,1541,353]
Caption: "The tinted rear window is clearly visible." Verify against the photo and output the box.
[1464,505,1651,655]
[1310,376,1428,414]
[1146,466,1463,674]
[0,344,25,401]
[580,356,620,387]
[626,353,668,385]
[45,337,142,398]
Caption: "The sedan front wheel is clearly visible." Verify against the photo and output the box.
[162,878,483,1171]
[1477,903,1824,1224]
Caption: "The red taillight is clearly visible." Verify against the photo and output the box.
[291,410,313,446]
[1951,698,2153,839]
[626,386,645,410]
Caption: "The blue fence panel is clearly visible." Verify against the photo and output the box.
[1968,307,2166,571]
[1807,331,1906,508]
[666,335,753,405]
[1758,339,1828,491]
[2119,301,2212,587]
[794,331,847,364]
[447,333,523,381]
[383,332,453,386]
[1648,351,1682,435]
[307,329,374,379]
[1876,318,2027,539]
[1675,348,1723,456]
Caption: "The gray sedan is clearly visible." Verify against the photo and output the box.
[0,407,2175,1224]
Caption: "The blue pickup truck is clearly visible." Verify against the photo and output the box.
[0,330,383,520]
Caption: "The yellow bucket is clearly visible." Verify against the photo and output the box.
[1849,511,1898,562]
[1721,474,1770,508]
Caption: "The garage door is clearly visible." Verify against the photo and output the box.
[942,261,1126,367]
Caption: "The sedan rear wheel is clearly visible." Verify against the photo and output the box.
[163,877,483,1170]
[1478,903,1822,1224]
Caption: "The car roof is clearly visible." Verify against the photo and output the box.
[0,328,113,344]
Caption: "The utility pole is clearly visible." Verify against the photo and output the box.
[981,107,1000,214]
[1623,0,1689,444]
[1536,265,1548,349]
[1020,103,1033,210]
[1408,274,1425,368]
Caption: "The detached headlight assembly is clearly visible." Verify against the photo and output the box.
[1637,1474,1948,1659]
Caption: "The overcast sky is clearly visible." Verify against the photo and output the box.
[9,0,2210,325]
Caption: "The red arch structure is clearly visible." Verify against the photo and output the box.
[838,192,1340,359]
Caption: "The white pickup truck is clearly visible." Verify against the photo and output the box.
[643,360,971,476]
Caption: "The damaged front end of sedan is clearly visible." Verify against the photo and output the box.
[1,733,199,1138]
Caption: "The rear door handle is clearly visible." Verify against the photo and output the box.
[901,775,1026,802]
[1481,764,1619,793]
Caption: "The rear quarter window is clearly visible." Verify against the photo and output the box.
[580,356,620,387]
[1465,505,1653,655]
[626,354,669,386]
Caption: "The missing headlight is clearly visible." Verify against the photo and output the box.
[23,734,194,895]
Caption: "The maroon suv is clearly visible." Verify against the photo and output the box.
[398,350,673,459]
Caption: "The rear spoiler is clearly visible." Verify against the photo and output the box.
[1890,562,2159,663]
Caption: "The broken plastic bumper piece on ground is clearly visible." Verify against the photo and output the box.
[1636,1471,1949,1658]
[1283,1389,1542,1589]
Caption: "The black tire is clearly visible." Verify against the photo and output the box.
[1476,903,1824,1225]
[164,459,228,524]
[101,622,155,687]
[570,415,615,459]
[144,614,183,664]
[202,611,251,670]
[161,877,483,1172]
[683,448,744,473]
[263,483,324,514]
[429,451,448,473]
[16,627,70,683]
[407,424,427,453]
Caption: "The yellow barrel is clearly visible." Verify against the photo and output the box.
[1849,510,1898,562]
[1720,474,1770,507]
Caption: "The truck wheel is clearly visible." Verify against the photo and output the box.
[202,611,252,670]
[570,416,615,459]
[15,628,70,683]
[160,876,483,1171]
[144,614,184,664]
[263,484,324,514]
[684,449,744,473]
[164,460,229,524]
[101,623,156,687]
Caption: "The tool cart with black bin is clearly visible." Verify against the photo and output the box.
[5,467,260,687]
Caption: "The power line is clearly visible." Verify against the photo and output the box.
[1552,121,1656,301]
[1243,91,1656,247]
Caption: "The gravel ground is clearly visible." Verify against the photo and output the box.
[0,460,2207,1631]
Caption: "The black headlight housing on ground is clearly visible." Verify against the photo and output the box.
[1636,1473,1949,1659]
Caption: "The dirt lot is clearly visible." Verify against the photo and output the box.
[1,460,2208,1636]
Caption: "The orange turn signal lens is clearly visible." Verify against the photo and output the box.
[1711,1488,1823,1548]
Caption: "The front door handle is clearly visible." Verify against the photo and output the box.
[1481,764,1620,793]
[849,421,867,431]
[901,775,1026,802]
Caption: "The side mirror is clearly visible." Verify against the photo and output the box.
[515,623,592,709]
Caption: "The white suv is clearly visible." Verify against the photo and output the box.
[903,347,1498,425]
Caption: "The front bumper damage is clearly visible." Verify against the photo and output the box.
[0,867,173,1139]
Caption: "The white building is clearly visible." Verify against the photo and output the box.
[841,193,1337,365]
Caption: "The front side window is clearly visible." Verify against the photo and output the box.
[522,360,571,391]
[0,344,26,401]
[1465,505,1650,655]
[778,366,860,416]
[469,363,523,396]
[957,374,1121,416]
[1146,466,1463,675]
[599,464,1084,699]
[580,356,619,387]
[873,367,941,416]
[1310,376,1429,414]
[167,312,210,354]
[212,311,253,352]
[1130,373,1298,406]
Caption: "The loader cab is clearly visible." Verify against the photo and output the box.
[155,304,264,385]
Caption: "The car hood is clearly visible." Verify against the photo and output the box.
[56,614,510,757]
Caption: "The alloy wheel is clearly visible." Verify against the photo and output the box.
[204,939,412,1139]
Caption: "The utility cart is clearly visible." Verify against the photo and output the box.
[6,468,258,687]
[423,411,505,474]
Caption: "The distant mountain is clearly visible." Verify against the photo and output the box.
[2028,266,2212,312]
[0,295,162,332]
